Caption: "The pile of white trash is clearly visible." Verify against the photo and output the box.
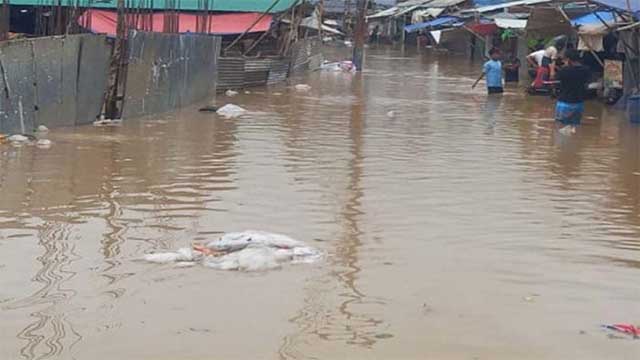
[141,231,321,271]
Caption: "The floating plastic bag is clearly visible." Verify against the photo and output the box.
[225,90,239,97]
[141,231,321,272]
[216,104,247,118]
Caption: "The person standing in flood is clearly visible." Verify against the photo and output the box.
[504,53,521,83]
[554,49,590,127]
[474,48,503,94]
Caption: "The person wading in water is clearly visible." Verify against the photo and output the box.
[553,49,590,131]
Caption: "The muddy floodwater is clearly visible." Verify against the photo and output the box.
[1,46,639,360]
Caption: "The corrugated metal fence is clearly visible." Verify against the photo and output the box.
[217,37,322,92]
[0,34,110,134]
[122,31,221,118]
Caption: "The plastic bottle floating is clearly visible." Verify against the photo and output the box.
[141,231,322,272]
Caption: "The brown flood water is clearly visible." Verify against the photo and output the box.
[1,45,639,360]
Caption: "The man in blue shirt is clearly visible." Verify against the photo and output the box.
[473,48,503,94]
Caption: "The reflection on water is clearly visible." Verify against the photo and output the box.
[7,222,81,360]
[1,45,640,360]
[279,76,386,359]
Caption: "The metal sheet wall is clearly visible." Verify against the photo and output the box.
[0,34,109,134]
[290,37,321,75]
[244,58,272,87]
[122,31,221,118]
[218,57,246,91]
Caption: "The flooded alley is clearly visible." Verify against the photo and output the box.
[1,46,639,359]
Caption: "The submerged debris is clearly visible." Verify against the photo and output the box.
[93,119,123,127]
[602,324,640,339]
[198,105,219,112]
[216,104,247,118]
[141,231,321,272]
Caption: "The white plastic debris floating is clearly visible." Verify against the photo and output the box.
[216,104,247,118]
[294,84,312,92]
[225,89,239,97]
[35,139,52,148]
[93,118,123,127]
[141,231,322,272]
[320,61,356,73]
[36,125,49,132]
[8,134,29,143]
[559,125,576,136]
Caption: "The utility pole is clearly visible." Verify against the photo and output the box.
[352,0,367,71]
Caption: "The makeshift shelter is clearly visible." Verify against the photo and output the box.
[587,0,640,99]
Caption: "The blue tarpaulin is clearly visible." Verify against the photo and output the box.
[590,0,640,18]
[404,16,462,33]
[473,0,512,6]
[571,11,616,26]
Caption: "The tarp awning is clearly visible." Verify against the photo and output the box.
[571,11,627,34]
[404,16,463,33]
[79,10,273,36]
[461,0,551,14]
[494,18,528,29]
[590,0,640,15]
[7,0,299,12]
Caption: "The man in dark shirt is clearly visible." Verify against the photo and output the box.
[554,49,590,125]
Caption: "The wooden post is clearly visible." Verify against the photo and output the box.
[0,0,9,41]
[352,0,367,70]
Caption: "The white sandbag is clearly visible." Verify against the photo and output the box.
[36,125,49,132]
[216,104,247,118]
[8,135,29,142]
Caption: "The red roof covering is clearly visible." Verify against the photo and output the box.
[78,10,273,36]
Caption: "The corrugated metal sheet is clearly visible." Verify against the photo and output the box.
[244,58,272,87]
[308,54,324,71]
[290,37,321,75]
[218,57,246,91]
[75,35,110,125]
[267,59,290,85]
[0,41,35,134]
[123,31,221,118]
[31,37,67,128]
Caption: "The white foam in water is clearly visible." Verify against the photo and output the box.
[142,231,321,271]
